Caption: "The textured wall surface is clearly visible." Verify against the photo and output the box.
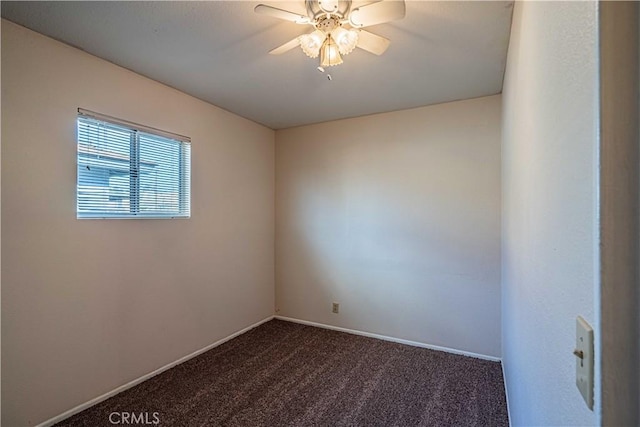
[501,2,599,425]
[276,95,502,358]
[2,21,275,426]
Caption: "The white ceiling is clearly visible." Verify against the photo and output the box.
[1,1,513,129]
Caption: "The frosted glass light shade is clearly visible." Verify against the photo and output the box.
[320,35,343,67]
[299,30,327,58]
[332,27,359,55]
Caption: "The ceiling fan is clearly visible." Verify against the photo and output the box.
[255,0,406,69]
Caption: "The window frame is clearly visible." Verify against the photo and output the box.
[76,109,191,219]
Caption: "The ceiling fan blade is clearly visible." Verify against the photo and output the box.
[349,1,406,28]
[356,30,390,55]
[254,4,310,24]
[269,36,302,55]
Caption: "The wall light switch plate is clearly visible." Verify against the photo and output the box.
[575,316,594,410]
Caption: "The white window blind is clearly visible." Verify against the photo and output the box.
[77,109,191,219]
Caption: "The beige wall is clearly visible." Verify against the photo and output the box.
[1,20,275,426]
[275,95,502,358]
[501,2,598,425]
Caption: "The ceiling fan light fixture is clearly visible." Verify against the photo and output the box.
[299,30,326,58]
[320,35,343,67]
[257,0,404,70]
[332,27,359,55]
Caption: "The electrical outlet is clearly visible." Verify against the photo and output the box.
[332,302,339,314]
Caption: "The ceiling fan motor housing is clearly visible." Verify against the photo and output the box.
[306,0,351,20]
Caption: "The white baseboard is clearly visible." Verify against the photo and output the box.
[36,315,275,427]
[275,315,501,362]
[502,359,513,427]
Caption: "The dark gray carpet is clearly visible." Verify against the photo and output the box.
[55,319,509,426]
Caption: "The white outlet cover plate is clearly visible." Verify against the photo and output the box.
[576,316,594,410]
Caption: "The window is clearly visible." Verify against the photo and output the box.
[77,109,191,218]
